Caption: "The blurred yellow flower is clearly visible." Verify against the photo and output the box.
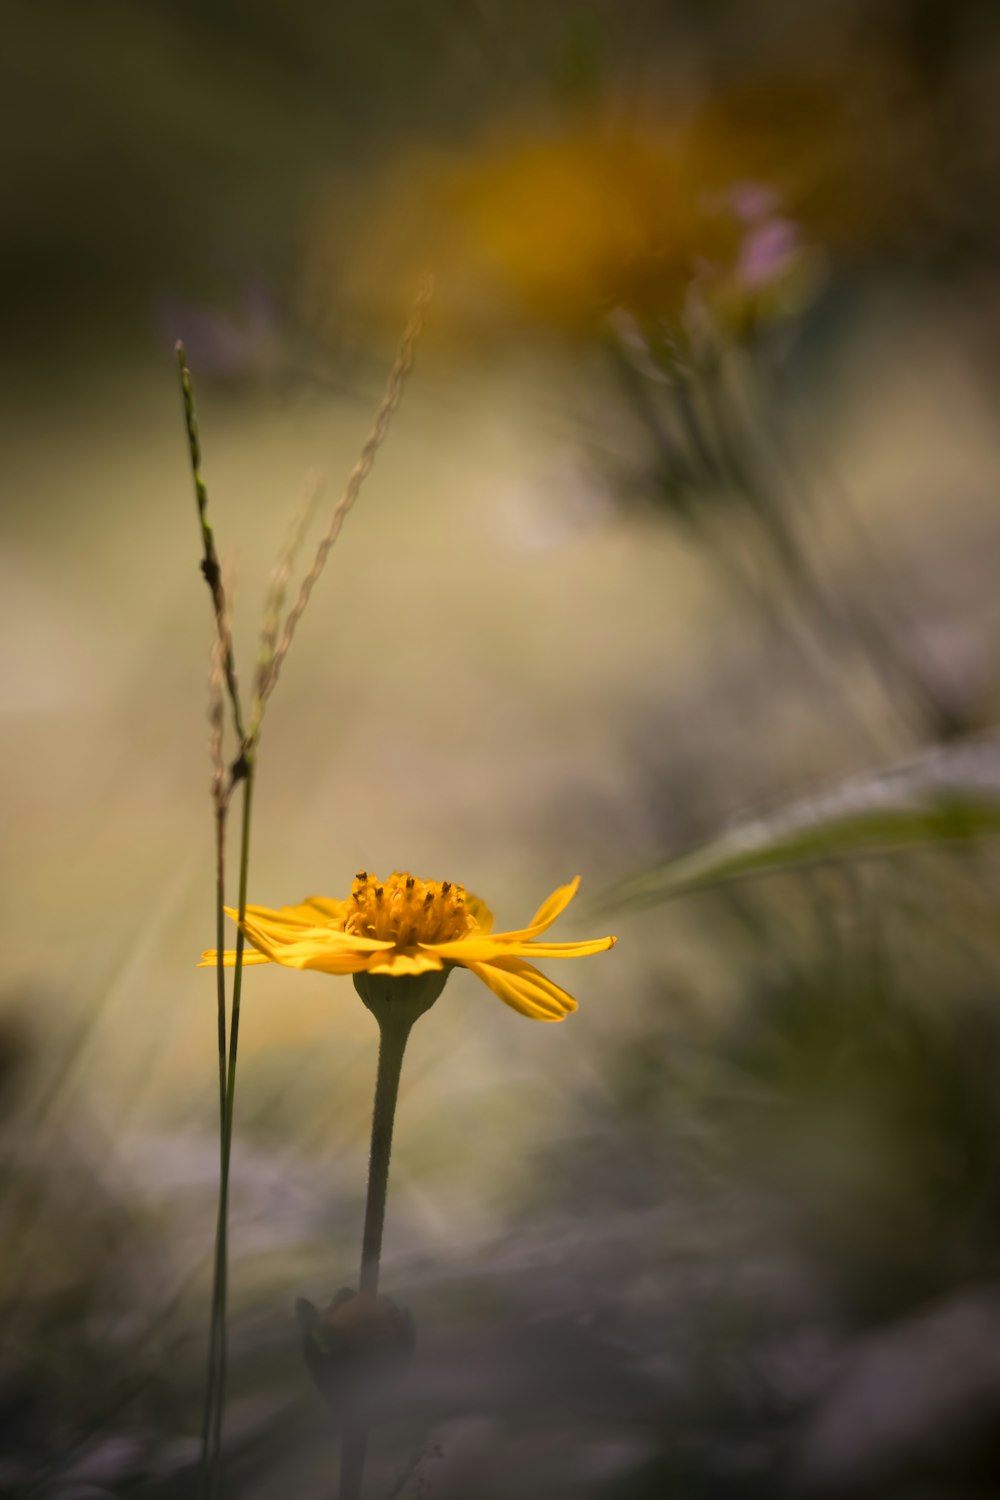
[201,871,615,1022]
[318,88,857,345]
[436,120,723,329]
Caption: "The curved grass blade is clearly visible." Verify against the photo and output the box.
[606,734,1000,910]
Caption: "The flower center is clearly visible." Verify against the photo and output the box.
[344,871,477,947]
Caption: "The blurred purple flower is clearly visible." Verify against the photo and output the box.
[738,218,802,291]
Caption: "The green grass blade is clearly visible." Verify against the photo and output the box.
[606,734,1000,910]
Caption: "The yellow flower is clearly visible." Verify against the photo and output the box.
[201,871,615,1022]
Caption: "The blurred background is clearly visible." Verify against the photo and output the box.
[5,1,1000,1495]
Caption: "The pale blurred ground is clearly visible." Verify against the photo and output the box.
[3,284,1000,1284]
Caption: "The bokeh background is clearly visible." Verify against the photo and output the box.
[5,2,1000,1496]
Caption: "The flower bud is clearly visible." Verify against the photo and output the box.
[296,1289,415,1418]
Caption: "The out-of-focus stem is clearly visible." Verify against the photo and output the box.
[199,797,229,1485]
[338,1005,415,1500]
[205,757,255,1499]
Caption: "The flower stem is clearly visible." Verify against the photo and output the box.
[339,1002,416,1500]
[204,756,255,1499]
[360,1008,413,1297]
[339,1428,370,1500]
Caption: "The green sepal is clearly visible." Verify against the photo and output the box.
[352,968,451,1025]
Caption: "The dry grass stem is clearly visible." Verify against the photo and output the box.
[208,655,225,811]
[209,563,237,810]
[176,341,247,745]
[251,468,327,732]
[257,275,433,709]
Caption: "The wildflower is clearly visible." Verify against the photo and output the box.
[201,871,615,1021]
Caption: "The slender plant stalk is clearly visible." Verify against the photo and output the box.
[251,469,326,738]
[199,802,229,1478]
[359,1009,413,1297]
[339,1005,416,1500]
[258,276,433,716]
[200,563,232,1478]
[206,758,255,1498]
[177,345,252,1497]
[176,342,247,746]
[339,1421,369,1500]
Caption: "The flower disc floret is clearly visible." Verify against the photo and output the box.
[344,871,477,946]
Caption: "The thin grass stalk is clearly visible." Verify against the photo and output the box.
[176,351,250,1496]
[251,469,326,736]
[200,616,230,1482]
[176,342,246,745]
[206,757,255,1498]
[199,798,227,1478]
[258,276,433,713]
[209,571,235,1142]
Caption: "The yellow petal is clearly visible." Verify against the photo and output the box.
[199,948,273,968]
[298,951,374,975]
[222,919,372,974]
[487,877,582,943]
[301,896,348,922]
[525,876,581,931]
[466,893,494,933]
[243,902,310,929]
[462,955,579,1021]
[230,907,391,953]
[509,935,615,958]
[427,931,615,964]
[243,897,346,929]
[422,936,513,962]
[261,939,373,975]
[364,948,445,977]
